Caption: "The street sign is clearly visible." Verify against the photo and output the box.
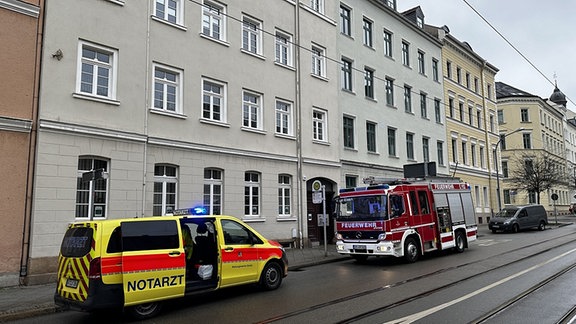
[312,180,322,192]
[312,191,323,204]
[551,193,559,201]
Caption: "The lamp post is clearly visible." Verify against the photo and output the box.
[494,127,525,211]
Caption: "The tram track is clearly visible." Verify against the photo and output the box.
[256,231,576,324]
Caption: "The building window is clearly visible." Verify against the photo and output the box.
[523,133,532,149]
[465,72,470,88]
[456,67,462,84]
[77,42,117,100]
[386,0,396,10]
[366,122,377,153]
[153,164,178,216]
[432,58,439,82]
[245,172,260,217]
[242,17,261,55]
[312,45,326,77]
[437,141,444,165]
[202,79,226,122]
[451,138,458,163]
[388,128,396,156]
[477,110,482,128]
[474,77,479,93]
[383,30,392,57]
[365,68,374,99]
[402,41,410,66]
[521,108,529,122]
[420,93,427,118]
[204,168,222,215]
[468,106,473,125]
[345,175,357,188]
[343,116,355,149]
[480,146,485,168]
[434,98,442,123]
[385,78,394,106]
[275,31,292,66]
[242,91,261,130]
[446,61,452,79]
[449,98,455,118]
[503,189,511,204]
[417,50,425,74]
[340,5,351,36]
[404,85,412,113]
[487,84,492,100]
[155,0,182,25]
[341,58,353,91]
[278,174,291,217]
[528,190,536,204]
[497,110,504,124]
[153,65,181,113]
[310,0,324,14]
[502,161,508,177]
[500,134,507,150]
[363,18,373,47]
[422,137,430,162]
[459,101,464,122]
[462,142,468,164]
[202,1,225,41]
[76,157,108,219]
[406,133,414,160]
[313,109,327,142]
[276,100,292,136]
[471,143,477,166]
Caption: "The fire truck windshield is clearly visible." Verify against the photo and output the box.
[336,195,388,220]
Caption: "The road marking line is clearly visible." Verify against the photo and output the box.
[384,247,576,324]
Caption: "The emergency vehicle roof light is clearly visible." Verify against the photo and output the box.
[172,206,208,216]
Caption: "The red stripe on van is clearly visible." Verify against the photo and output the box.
[121,253,185,272]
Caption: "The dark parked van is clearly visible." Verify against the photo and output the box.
[489,205,548,233]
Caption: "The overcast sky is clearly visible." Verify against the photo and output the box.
[397,0,576,111]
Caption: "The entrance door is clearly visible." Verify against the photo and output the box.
[121,220,186,306]
[306,179,335,244]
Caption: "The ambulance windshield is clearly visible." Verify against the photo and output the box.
[336,195,388,220]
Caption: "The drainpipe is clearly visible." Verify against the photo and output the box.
[294,0,304,248]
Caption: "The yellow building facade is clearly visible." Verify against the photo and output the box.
[426,25,499,224]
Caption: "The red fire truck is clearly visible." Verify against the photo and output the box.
[334,176,477,263]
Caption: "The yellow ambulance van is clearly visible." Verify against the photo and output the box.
[54,209,288,319]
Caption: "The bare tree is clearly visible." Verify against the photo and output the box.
[506,152,565,204]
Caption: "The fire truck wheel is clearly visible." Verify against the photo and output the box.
[454,231,465,253]
[126,302,162,320]
[404,237,420,263]
[260,262,283,290]
[352,254,368,263]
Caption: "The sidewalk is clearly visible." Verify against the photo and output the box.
[0,244,348,322]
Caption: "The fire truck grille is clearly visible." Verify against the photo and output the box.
[341,231,381,240]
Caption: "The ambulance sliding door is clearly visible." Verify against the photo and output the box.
[121,220,186,306]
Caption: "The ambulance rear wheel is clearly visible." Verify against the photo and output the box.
[454,231,465,253]
[260,262,282,290]
[404,237,419,263]
[127,302,162,320]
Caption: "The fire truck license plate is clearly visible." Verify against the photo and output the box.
[353,245,366,251]
[66,278,79,289]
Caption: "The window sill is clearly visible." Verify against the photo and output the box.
[73,93,120,106]
[312,139,330,146]
[242,217,266,223]
[274,133,296,140]
[150,16,187,31]
[199,33,230,47]
[199,118,230,128]
[240,49,266,61]
[149,108,187,119]
[310,73,329,82]
[241,127,266,135]
[274,61,295,71]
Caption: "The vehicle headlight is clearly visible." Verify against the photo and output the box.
[335,233,343,240]
[377,233,387,241]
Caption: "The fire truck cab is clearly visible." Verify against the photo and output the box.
[334,176,477,263]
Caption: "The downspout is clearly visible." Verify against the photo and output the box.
[20,0,45,282]
[480,61,494,216]
[294,0,304,248]
[140,0,152,217]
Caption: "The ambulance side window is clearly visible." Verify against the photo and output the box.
[221,220,263,245]
[107,226,122,253]
[121,220,179,252]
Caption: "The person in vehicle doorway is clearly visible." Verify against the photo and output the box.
[182,225,194,275]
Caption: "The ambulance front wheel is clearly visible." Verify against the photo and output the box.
[260,262,283,290]
[126,302,163,320]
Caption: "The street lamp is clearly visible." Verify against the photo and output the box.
[494,127,525,211]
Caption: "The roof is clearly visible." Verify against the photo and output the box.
[495,81,537,99]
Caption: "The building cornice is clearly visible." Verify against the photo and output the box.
[0,0,40,17]
[0,116,32,133]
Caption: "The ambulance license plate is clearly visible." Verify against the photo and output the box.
[353,245,366,251]
[66,278,79,289]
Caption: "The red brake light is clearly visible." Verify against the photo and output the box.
[88,257,101,279]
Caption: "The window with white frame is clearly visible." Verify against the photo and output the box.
[451,138,458,163]
[204,168,222,215]
[367,122,377,153]
[365,68,374,99]
[363,17,373,47]
[420,92,427,118]
[432,58,439,82]
[275,100,293,136]
[388,127,396,156]
[341,58,353,91]
[406,132,414,160]
[422,137,429,162]
[345,175,357,188]
[480,146,485,168]
[523,133,532,149]
[402,41,410,66]
[417,50,425,74]
[383,30,392,57]
[202,79,226,122]
[310,0,324,14]
[340,5,351,36]
[434,98,441,123]
[275,31,292,66]
[154,0,182,25]
[437,141,444,165]
[77,41,117,100]
[153,65,181,113]
[521,108,529,122]
[202,1,225,41]
[312,45,326,77]
[153,164,178,216]
[244,171,260,217]
[76,157,108,219]
[462,141,468,164]
[242,91,261,130]
[242,17,261,55]
[385,78,394,106]
[313,109,327,142]
[278,174,291,217]
[404,85,412,113]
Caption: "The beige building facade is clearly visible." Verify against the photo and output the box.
[0,0,43,287]
[427,25,499,224]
